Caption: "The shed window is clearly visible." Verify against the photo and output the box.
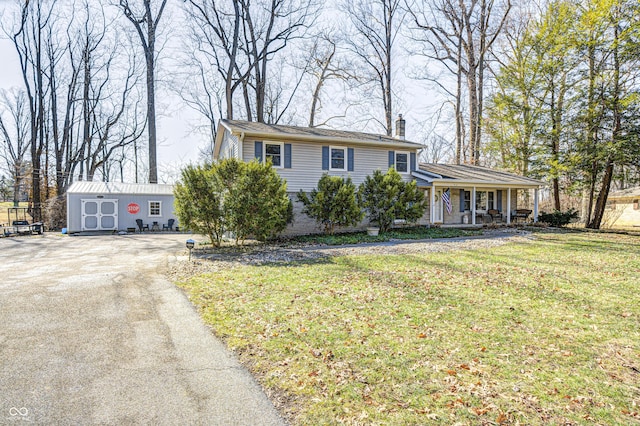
[149,201,162,217]
[265,143,283,168]
[634,199,639,210]
[395,151,409,173]
[330,147,346,171]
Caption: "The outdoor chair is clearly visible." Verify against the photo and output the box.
[135,219,149,232]
[510,209,532,223]
[488,209,502,222]
[162,219,175,231]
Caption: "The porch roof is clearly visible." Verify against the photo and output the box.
[413,163,543,189]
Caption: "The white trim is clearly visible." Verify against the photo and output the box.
[506,188,512,224]
[329,146,347,171]
[472,187,477,225]
[148,200,162,217]
[264,141,284,168]
[474,189,497,213]
[394,151,410,174]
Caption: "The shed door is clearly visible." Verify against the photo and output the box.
[82,199,118,231]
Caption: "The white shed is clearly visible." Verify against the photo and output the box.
[66,181,177,233]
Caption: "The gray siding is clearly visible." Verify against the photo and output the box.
[219,131,239,160]
[243,138,415,192]
[67,192,178,233]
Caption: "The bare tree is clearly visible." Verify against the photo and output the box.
[304,33,362,128]
[238,0,318,123]
[0,89,31,206]
[8,0,59,222]
[183,0,241,121]
[345,0,404,136]
[408,0,511,164]
[118,0,167,184]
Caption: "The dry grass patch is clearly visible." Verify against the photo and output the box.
[177,231,640,425]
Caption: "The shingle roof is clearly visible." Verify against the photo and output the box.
[608,186,640,199]
[414,163,543,187]
[219,119,424,149]
[67,181,174,195]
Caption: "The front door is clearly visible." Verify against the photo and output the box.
[82,199,118,231]
[433,189,443,223]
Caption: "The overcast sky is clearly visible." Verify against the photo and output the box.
[0,2,205,183]
[0,1,446,183]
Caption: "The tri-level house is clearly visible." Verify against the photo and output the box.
[213,117,543,235]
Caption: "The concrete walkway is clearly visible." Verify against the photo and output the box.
[0,233,285,425]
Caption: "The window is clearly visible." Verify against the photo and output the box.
[330,146,346,171]
[475,191,495,211]
[265,143,283,168]
[634,199,639,210]
[463,190,471,211]
[149,201,162,217]
[395,151,409,173]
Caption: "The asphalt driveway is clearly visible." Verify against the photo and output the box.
[0,233,284,425]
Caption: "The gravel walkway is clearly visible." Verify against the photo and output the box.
[168,228,534,280]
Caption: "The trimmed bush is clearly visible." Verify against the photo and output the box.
[174,159,292,246]
[358,168,427,232]
[539,208,578,227]
[297,174,364,235]
[174,164,225,246]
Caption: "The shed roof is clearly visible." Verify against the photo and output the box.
[608,186,640,199]
[67,181,174,195]
[216,119,424,151]
[413,164,543,188]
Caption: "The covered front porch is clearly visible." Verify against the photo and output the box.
[413,164,544,226]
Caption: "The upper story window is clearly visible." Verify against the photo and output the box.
[149,201,162,217]
[395,151,409,173]
[330,146,347,171]
[265,142,283,168]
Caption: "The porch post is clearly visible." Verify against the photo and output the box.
[430,186,435,224]
[534,188,539,222]
[506,188,511,224]
[471,186,476,225]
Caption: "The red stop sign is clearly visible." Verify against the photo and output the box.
[127,203,140,214]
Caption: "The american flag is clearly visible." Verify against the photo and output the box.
[442,188,452,214]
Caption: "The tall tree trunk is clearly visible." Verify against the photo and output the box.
[146,48,158,183]
[455,37,463,165]
[588,19,621,229]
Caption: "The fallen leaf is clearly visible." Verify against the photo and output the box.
[446,369,457,376]
[418,332,427,338]
[496,412,508,424]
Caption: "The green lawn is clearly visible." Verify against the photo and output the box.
[177,231,640,425]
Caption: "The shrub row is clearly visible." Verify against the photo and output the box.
[175,161,427,244]
[297,168,426,234]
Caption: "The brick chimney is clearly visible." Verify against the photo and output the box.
[395,114,405,140]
